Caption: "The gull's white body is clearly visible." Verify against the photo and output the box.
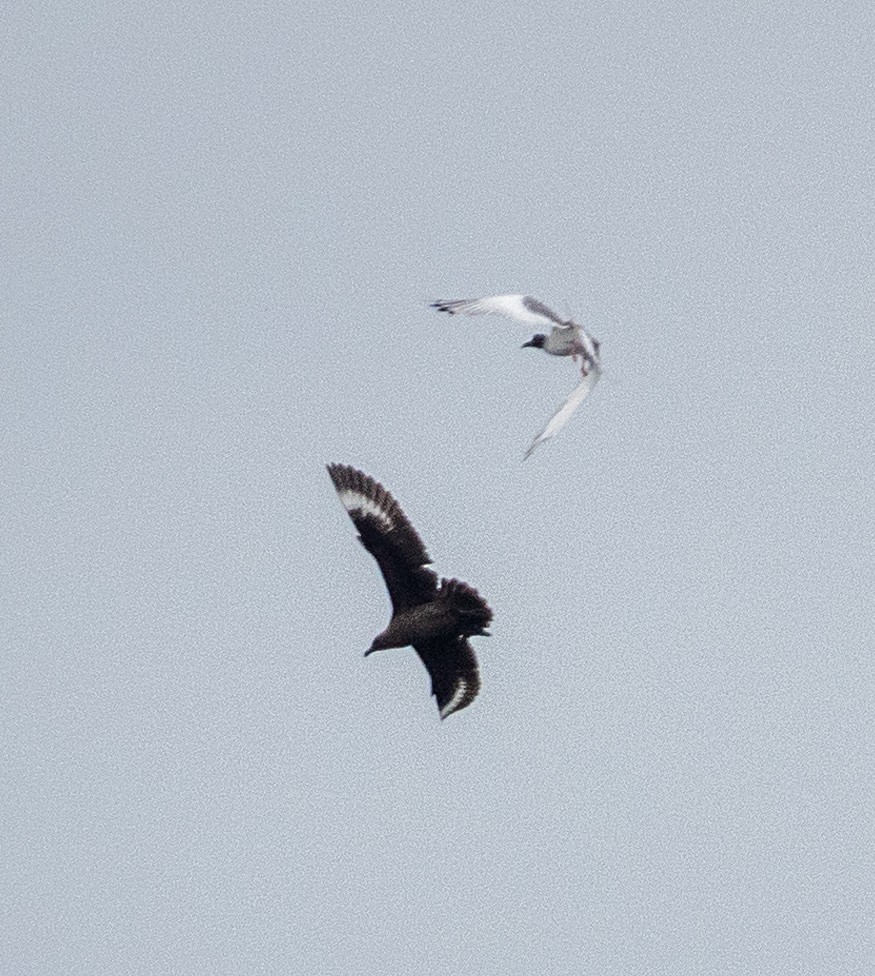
[431,293,602,457]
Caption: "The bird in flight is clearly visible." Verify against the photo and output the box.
[327,463,493,720]
[431,294,602,457]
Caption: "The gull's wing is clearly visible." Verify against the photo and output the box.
[524,365,602,459]
[431,295,569,330]
[413,636,481,719]
[327,464,437,612]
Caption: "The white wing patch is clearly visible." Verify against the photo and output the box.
[338,489,394,530]
[433,294,563,330]
[524,365,602,459]
[440,678,469,719]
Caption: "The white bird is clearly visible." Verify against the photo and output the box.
[431,294,602,457]
[431,294,600,369]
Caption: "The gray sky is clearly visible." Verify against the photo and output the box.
[3,1,874,973]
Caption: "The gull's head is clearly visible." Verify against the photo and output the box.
[522,334,546,350]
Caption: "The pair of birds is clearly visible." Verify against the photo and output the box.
[329,294,602,719]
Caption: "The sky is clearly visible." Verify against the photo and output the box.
[3,0,874,973]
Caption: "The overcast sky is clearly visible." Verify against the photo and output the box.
[3,1,874,973]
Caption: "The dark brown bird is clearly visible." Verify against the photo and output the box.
[327,463,493,719]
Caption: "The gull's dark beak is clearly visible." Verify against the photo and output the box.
[521,339,535,349]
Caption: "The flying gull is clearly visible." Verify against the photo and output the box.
[431,294,602,457]
[327,463,493,719]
